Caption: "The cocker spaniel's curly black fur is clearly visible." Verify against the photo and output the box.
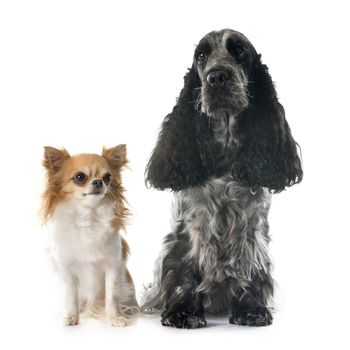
[142,29,303,328]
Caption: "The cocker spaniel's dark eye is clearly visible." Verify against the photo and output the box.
[197,53,206,63]
[102,173,112,185]
[233,46,246,57]
[73,172,87,184]
[227,38,247,60]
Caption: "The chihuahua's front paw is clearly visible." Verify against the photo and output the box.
[64,314,79,326]
[108,315,127,327]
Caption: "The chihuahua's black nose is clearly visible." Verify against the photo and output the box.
[92,179,103,188]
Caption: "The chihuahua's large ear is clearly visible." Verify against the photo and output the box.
[232,56,303,193]
[102,144,127,170]
[43,146,70,175]
[145,65,212,191]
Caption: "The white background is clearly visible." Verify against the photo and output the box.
[0,0,349,349]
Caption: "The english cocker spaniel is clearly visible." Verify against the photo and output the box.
[142,29,303,328]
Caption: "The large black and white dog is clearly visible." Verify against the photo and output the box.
[142,29,302,328]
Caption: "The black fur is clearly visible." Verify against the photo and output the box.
[160,226,206,329]
[145,67,219,191]
[143,29,303,328]
[231,58,303,192]
[229,271,274,326]
[146,32,303,193]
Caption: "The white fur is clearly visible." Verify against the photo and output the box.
[47,196,138,326]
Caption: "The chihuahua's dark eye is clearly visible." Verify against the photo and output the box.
[197,52,206,63]
[102,173,112,185]
[73,172,87,184]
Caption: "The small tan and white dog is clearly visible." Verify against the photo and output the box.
[41,145,139,326]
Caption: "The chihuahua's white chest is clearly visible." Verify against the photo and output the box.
[48,200,121,265]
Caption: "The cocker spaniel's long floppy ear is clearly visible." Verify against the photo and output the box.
[232,55,303,193]
[145,65,208,191]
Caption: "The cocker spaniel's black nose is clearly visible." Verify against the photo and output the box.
[206,70,229,87]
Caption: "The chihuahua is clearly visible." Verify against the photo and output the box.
[41,145,139,326]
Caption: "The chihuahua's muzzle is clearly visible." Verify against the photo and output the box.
[90,179,104,195]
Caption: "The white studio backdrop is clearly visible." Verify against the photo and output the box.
[0,0,349,349]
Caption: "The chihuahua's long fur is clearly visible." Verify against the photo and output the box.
[42,145,139,326]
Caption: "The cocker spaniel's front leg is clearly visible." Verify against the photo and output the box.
[229,271,273,326]
[160,237,206,329]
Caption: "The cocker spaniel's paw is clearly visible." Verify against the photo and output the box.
[64,314,79,326]
[229,307,272,327]
[161,313,207,329]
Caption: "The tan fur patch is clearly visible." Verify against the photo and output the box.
[125,268,133,284]
[121,238,130,260]
[41,146,130,229]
